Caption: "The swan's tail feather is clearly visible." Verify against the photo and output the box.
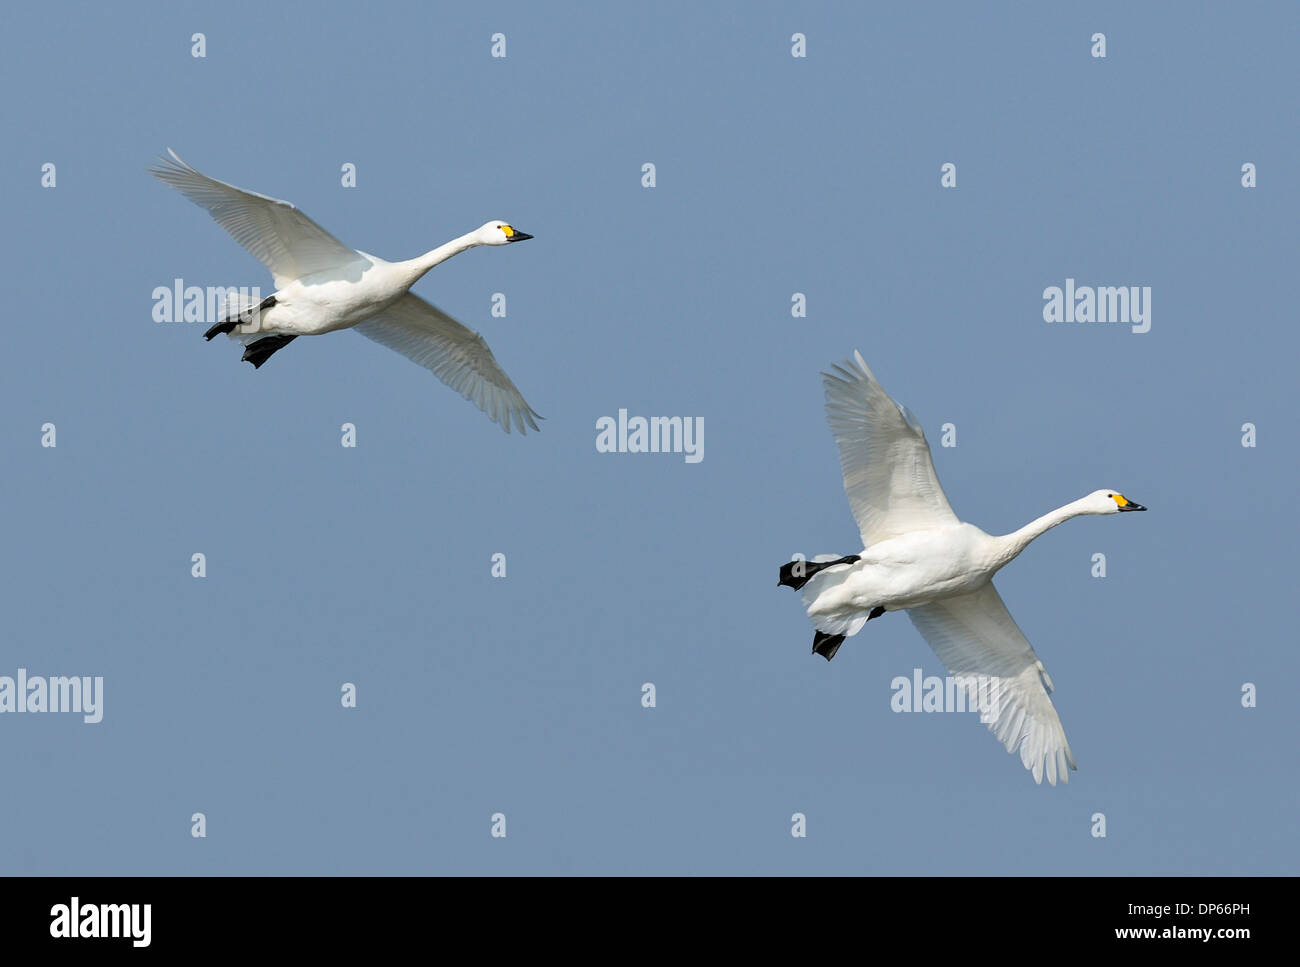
[777,554,861,591]
[241,334,297,369]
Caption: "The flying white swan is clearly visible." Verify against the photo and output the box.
[150,149,541,434]
[778,352,1146,785]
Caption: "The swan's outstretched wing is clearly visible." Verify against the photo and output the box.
[354,293,542,435]
[150,149,361,288]
[823,351,959,546]
[907,583,1077,785]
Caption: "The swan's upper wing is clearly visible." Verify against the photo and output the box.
[150,149,361,287]
[354,293,542,435]
[823,351,959,546]
[906,583,1077,785]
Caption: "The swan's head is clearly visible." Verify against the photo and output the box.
[475,221,533,246]
[1084,489,1147,515]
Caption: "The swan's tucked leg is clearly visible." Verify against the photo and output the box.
[812,607,885,661]
[812,630,847,661]
[242,333,297,369]
[777,554,861,591]
[205,294,278,341]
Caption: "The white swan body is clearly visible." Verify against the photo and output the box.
[805,524,999,632]
[781,352,1147,785]
[806,493,1129,630]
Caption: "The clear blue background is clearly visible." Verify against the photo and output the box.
[2,1,1296,874]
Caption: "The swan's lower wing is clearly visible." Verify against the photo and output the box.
[906,583,1077,785]
[354,293,542,435]
[149,149,360,289]
[823,351,959,548]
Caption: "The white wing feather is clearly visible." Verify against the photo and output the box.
[149,149,361,288]
[824,351,959,547]
[354,293,542,435]
[906,583,1077,785]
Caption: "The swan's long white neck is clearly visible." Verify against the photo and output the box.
[398,232,481,286]
[993,497,1095,568]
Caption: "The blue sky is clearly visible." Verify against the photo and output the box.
[2,1,1296,874]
